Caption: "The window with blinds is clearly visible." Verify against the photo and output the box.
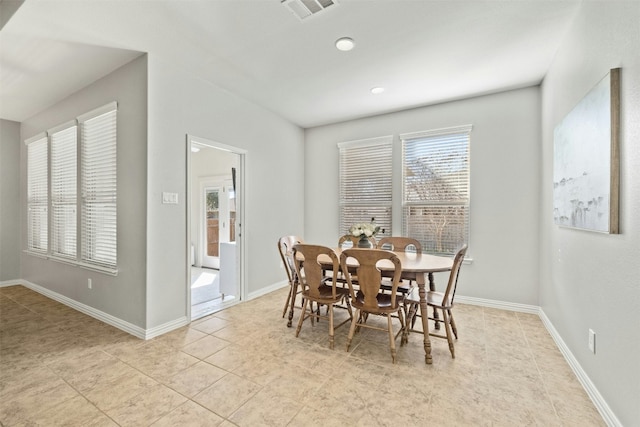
[50,123,77,259]
[26,136,48,253]
[79,104,117,270]
[401,125,471,256]
[338,136,393,238]
[23,102,117,273]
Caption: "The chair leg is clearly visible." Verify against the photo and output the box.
[387,315,397,364]
[448,309,458,339]
[346,309,359,352]
[441,308,455,358]
[328,305,335,350]
[398,307,407,347]
[296,298,309,337]
[287,282,299,328]
[282,286,292,318]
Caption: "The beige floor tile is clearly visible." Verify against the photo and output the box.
[228,387,302,426]
[191,316,229,334]
[193,373,261,418]
[105,383,187,426]
[165,361,228,398]
[14,395,109,426]
[0,286,606,427]
[151,400,225,426]
[84,369,160,411]
[182,334,231,359]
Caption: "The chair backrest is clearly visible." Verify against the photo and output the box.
[340,248,402,310]
[377,236,422,253]
[442,244,468,304]
[339,234,377,249]
[277,235,303,285]
[292,244,339,298]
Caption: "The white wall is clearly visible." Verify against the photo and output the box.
[19,55,148,327]
[146,56,305,329]
[305,87,541,305]
[540,2,640,425]
[0,119,21,281]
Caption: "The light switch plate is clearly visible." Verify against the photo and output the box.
[162,192,178,204]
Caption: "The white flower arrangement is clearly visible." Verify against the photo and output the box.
[349,218,381,238]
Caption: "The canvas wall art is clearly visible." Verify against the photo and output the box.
[553,68,620,234]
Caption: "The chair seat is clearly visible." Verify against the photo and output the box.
[380,279,411,294]
[353,290,404,311]
[405,287,452,309]
[303,283,350,304]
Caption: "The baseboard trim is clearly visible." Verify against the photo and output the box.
[247,280,288,301]
[0,280,22,287]
[538,309,621,427]
[143,316,189,340]
[9,280,187,340]
[455,294,539,314]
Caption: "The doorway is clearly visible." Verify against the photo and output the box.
[200,178,234,269]
[187,135,245,320]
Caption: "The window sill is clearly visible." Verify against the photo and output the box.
[24,250,118,276]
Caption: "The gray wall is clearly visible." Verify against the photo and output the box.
[145,56,305,329]
[304,87,541,306]
[19,55,148,327]
[0,119,21,281]
[540,2,640,425]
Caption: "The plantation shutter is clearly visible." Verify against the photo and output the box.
[26,135,48,253]
[338,136,392,238]
[79,103,117,270]
[401,125,471,255]
[50,122,77,259]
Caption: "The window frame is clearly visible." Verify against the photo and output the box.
[23,102,118,275]
[25,134,49,255]
[338,135,393,239]
[400,125,472,256]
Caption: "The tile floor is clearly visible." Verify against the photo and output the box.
[0,284,605,426]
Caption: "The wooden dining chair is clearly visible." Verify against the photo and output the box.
[403,244,468,358]
[292,244,353,349]
[340,248,406,363]
[376,236,422,294]
[277,235,304,327]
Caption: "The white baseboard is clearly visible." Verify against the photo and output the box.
[8,280,187,340]
[538,310,621,427]
[247,280,288,301]
[455,294,539,314]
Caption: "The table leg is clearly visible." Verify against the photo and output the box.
[428,272,441,330]
[417,273,433,365]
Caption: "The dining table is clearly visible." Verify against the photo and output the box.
[315,247,454,364]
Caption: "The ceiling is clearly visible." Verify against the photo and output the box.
[0,0,581,128]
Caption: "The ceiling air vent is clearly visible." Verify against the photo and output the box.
[281,0,337,21]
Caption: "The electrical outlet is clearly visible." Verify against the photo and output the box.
[588,329,596,354]
[88,278,92,289]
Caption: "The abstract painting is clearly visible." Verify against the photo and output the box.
[553,68,620,233]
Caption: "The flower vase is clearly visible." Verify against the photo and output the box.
[357,235,373,248]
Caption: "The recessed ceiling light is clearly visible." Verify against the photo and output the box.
[371,87,385,94]
[335,37,355,51]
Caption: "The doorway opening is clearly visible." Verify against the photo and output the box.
[187,135,245,320]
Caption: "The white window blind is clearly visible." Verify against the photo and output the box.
[338,136,393,238]
[50,123,77,259]
[401,125,471,255]
[80,104,117,270]
[26,136,48,253]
